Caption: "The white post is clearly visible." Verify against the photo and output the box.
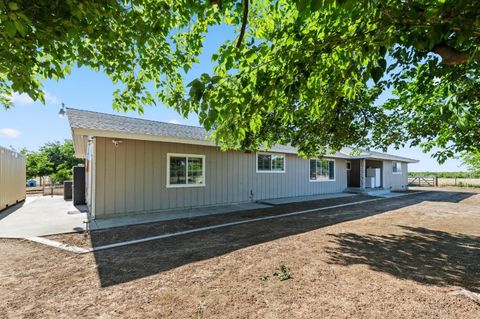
[360,159,366,189]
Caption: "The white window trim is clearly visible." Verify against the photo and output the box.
[309,158,336,182]
[392,161,403,175]
[166,153,206,188]
[346,160,351,171]
[256,152,286,173]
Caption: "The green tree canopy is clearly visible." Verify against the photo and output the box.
[2,0,479,162]
[461,151,480,174]
[22,140,83,182]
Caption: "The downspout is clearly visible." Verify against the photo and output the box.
[90,137,96,220]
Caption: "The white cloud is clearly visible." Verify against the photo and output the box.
[0,128,21,138]
[44,90,60,105]
[8,93,34,105]
[4,90,60,106]
[168,119,181,124]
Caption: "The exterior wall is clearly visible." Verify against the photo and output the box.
[0,146,26,211]
[93,137,348,218]
[383,161,409,191]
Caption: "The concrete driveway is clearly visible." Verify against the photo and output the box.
[0,196,269,238]
[0,196,88,238]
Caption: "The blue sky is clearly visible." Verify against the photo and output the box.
[0,26,465,172]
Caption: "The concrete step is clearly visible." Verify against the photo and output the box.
[346,188,391,196]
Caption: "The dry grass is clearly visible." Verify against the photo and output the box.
[1,189,479,318]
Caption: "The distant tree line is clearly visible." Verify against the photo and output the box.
[21,140,84,184]
[409,172,480,179]
[409,152,480,178]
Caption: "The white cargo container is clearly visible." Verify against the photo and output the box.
[0,146,26,211]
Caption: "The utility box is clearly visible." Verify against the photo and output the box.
[64,181,72,200]
[366,168,382,188]
[72,166,86,205]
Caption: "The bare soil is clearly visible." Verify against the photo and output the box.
[47,194,375,248]
[1,189,479,318]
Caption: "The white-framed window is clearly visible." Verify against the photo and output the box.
[346,161,351,170]
[167,153,205,188]
[310,158,335,181]
[392,161,402,174]
[256,152,286,173]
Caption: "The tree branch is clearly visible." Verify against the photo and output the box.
[210,0,221,9]
[236,0,248,48]
[433,44,480,65]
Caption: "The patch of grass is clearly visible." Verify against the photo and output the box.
[273,262,292,281]
[260,262,292,281]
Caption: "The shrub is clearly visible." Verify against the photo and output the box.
[273,263,292,281]
[260,262,292,281]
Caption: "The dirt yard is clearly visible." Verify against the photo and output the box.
[1,189,479,318]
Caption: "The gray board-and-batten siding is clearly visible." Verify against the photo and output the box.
[93,137,347,218]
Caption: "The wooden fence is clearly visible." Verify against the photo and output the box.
[409,176,480,187]
[26,185,64,196]
[437,178,480,187]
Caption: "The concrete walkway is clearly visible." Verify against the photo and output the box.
[2,192,397,238]
[90,202,270,230]
[257,192,357,205]
[0,196,88,238]
[0,196,270,237]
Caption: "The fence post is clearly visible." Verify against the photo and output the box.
[435,176,438,187]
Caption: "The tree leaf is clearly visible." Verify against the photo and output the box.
[8,2,19,11]
[311,0,322,11]
[296,0,309,13]
[5,22,17,37]
[378,58,387,71]
[14,20,26,36]
[371,67,384,84]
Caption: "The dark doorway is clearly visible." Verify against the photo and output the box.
[347,159,360,187]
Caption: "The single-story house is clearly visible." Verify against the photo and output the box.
[67,108,418,219]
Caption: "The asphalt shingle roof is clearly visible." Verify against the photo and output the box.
[67,108,209,141]
[67,108,417,162]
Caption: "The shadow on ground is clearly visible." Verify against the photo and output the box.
[90,191,477,287]
[0,200,26,221]
[327,226,480,292]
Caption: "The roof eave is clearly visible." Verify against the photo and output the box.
[70,128,301,154]
[72,129,88,158]
[365,156,418,163]
[69,128,418,163]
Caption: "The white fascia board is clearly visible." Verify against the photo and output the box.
[71,128,417,162]
[364,156,419,163]
[72,128,301,154]
[72,131,88,158]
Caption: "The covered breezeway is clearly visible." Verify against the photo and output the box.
[347,159,385,189]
